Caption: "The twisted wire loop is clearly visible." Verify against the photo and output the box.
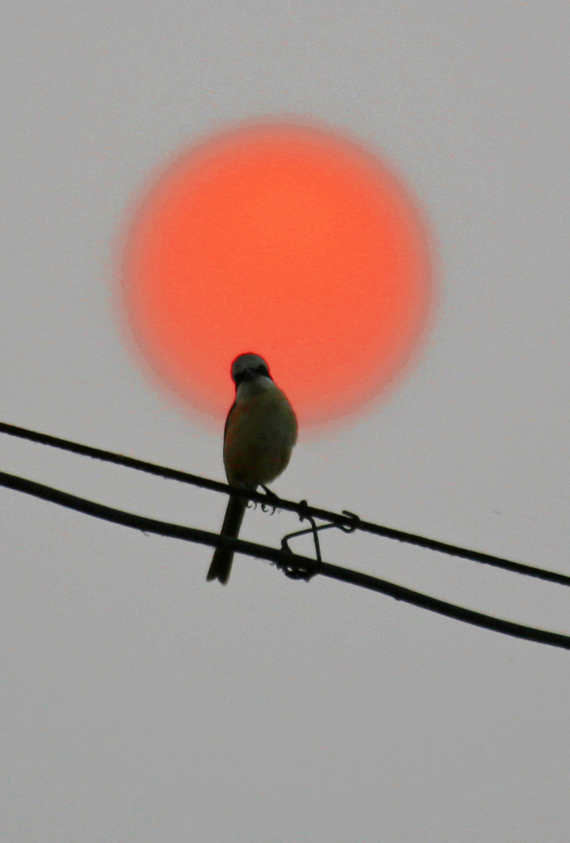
[338,510,360,532]
[280,505,360,579]
[279,500,322,580]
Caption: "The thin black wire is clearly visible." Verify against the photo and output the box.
[0,467,568,651]
[1,419,569,588]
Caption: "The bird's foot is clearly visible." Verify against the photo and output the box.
[260,485,280,514]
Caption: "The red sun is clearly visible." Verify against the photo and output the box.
[122,121,434,428]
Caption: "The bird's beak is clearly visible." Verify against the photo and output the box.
[240,367,258,382]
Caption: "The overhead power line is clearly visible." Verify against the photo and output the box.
[0,467,568,651]
[0,419,568,588]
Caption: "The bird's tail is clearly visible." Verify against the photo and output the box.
[207,495,247,585]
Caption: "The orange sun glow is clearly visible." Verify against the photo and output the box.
[122,121,434,428]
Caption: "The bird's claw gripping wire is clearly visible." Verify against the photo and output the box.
[260,485,280,514]
[246,486,280,514]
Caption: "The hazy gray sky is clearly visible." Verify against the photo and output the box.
[2,2,569,841]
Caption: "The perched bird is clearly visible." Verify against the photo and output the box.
[207,353,298,584]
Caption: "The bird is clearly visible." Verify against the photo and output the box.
[207,352,298,585]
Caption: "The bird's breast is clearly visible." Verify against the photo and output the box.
[223,387,297,487]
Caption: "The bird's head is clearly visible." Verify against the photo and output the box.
[231,353,272,387]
